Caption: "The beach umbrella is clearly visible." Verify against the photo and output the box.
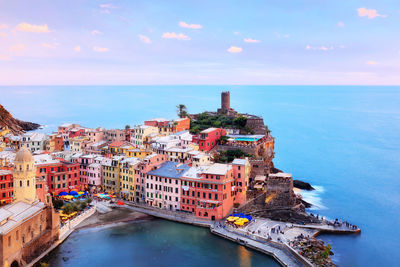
[78,191,85,195]
[58,192,68,196]
[117,201,124,205]
[69,191,78,196]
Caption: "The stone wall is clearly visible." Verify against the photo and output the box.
[265,174,295,209]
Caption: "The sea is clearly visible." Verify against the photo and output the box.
[1,86,399,267]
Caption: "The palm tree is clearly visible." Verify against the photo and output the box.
[176,104,188,118]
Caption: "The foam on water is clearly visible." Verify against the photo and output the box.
[298,185,327,211]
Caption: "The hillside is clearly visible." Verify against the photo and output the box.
[0,104,40,134]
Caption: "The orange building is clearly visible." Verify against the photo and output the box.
[173,118,190,132]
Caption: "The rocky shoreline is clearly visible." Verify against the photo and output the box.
[0,104,40,134]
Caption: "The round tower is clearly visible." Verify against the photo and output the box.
[221,91,230,112]
[13,146,37,204]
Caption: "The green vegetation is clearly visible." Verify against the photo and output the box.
[190,113,235,134]
[61,198,92,214]
[322,244,332,259]
[53,198,64,209]
[213,149,254,163]
[176,104,188,118]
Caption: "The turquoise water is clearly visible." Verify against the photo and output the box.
[47,220,278,267]
[1,86,399,266]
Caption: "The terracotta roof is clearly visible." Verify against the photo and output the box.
[109,140,128,147]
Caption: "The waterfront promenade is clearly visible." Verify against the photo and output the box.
[122,201,360,267]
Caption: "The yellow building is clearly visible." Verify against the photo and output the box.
[125,148,152,159]
[69,136,89,152]
[119,158,141,201]
[132,125,158,148]
[13,146,37,204]
[101,156,124,194]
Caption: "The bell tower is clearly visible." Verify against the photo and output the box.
[13,146,37,204]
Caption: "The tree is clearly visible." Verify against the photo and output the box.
[233,116,247,128]
[86,198,93,204]
[62,203,73,214]
[265,125,271,134]
[125,125,130,130]
[53,198,64,210]
[176,104,188,118]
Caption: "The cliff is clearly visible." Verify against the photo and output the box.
[0,104,40,134]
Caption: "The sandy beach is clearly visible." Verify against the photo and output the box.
[76,206,154,230]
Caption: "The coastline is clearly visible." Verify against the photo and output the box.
[33,207,152,267]
[75,206,153,230]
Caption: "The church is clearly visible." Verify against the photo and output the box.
[0,147,59,267]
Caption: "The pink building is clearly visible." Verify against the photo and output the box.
[87,127,104,143]
[145,161,190,210]
[87,156,107,189]
[134,154,167,203]
[78,154,97,188]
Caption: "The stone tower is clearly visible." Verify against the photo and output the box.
[221,91,230,112]
[13,146,37,204]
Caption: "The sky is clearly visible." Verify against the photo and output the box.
[0,0,399,85]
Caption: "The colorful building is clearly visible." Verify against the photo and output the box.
[46,133,64,152]
[192,128,226,152]
[104,129,125,142]
[145,161,190,210]
[232,158,251,205]
[180,163,235,221]
[131,125,158,148]
[35,156,80,195]
[134,154,167,203]
[173,117,190,132]
[87,156,106,189]
[102,156,124,194]
[0,170,13,205]
[119,157,141,201]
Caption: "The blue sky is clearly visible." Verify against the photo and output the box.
[0,0,399,85]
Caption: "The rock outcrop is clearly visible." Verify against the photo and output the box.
[293,180,315,191]
[0,104,40,134]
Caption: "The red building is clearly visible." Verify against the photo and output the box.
[68,128,85,138]
[192,128,226,152]
[144,118,170,128]
[180,163,235,221]
[0,170,13,205]
[36,161,80,195]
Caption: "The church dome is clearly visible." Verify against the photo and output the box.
[15,146,33,163]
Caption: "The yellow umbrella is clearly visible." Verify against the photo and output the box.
[78,191,85,195]
[226,216,236,222]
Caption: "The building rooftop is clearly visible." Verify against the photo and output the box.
[269,173,292,178]
[203,163,232,175]
[232,158,248,165]
[0,201,45,234]
[0,170,12,176]
[34,154,59,165]
[109,140,129,147]
[147,161,190,179]
[182,165,209,179]
[201,127,218,134]
[146,118,169,122]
